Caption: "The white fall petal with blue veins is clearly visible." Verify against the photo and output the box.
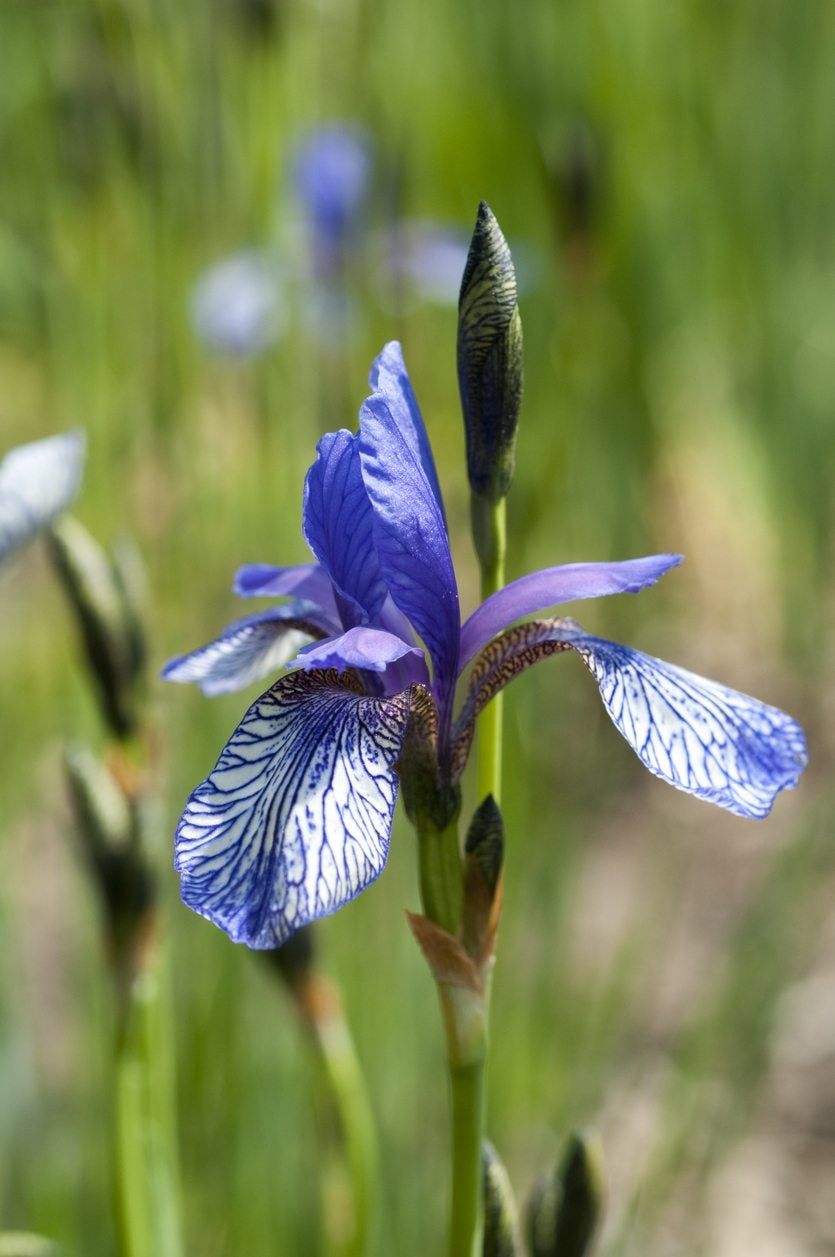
[175,671,412,947]
[162,605,331,696]
[0,430,85,563]
[575,636,807,819]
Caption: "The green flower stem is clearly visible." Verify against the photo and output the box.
[297,976,379,1257]
[417,815,463,935]
[472,497,507,804]
[113,930,184,1257]
[417,817,487,1257]
[440,990,487,1257]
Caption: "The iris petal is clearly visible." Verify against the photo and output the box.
[174,670,412,947]
[359,346,460,707]
[368,341,447,525]
[454,617,807,818]
[459,554,683,668]
[233,561,339,617]
[162,603,332,696]
[303,429,388,626]
[575,633,807,818]
[293,626,430,693]
[0,431,85,564]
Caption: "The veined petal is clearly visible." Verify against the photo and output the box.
[303,429,388,626]
[174,670,411,948]
[459,554,683,669]
[0,431,85,564]
[162,603,331,696]
[453,618,807,818]
[293,626,430,693]
[233,561,339,619]
[359,347,460,705]
[368,341,447,524]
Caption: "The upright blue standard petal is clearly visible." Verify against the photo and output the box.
[368,341,447,523]
[0,431,85,564]
[175,671,412,947]
[359,345,460,707]
[303,429,388,626]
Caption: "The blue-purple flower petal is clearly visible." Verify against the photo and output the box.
[233,561,340,620]
[455,615,806,818]
[0,431,86,564]
[293,626,430,693]
[174,670,411,947]
[359,347,460,708]
[303,429,389,627]
[162,603,331,696]
[368,341,447,524]
[574,632,807,818]
[459,554,683,668]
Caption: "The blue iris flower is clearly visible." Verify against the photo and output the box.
[0,431,86,565]
[293,125,373,259]
[165,342,807,949]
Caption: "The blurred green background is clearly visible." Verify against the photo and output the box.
[1,0,833,1252]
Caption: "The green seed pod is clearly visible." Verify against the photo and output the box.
[483,1141,522,1257]
[526,1130,605,1257]
[457,202,523,505]
[48,516,144,738]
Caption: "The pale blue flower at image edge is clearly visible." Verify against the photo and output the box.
[0,431,86,564]
[164,342,808,949]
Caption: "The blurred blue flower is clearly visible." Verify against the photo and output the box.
[191,250,285,356]
[293,124,373,261]
[165,342,806,948]
[0,431,85,564]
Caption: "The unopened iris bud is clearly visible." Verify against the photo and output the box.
[457,202,523,506]
[526,1130,605,1257]
[64,744,156,984]
[462,795,504,963]
[483,1140,521,1257]
[49,516,145,739]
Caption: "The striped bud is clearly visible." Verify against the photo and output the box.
[483,1141,522,1257]
[457,202,523,506]
[526,1130,605,1257]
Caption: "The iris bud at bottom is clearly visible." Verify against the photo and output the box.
[483,1140,521,1257]
[526,1130,605,1257]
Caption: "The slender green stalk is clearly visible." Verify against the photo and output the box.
[418,816,464,935]
[308,985,379,1257]
[447,1055,487,1257]
[114,942,184,1257]
[474,498,507,804]
[417,818,487,1257]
